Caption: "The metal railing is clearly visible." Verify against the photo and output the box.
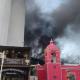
[0,58,26,65]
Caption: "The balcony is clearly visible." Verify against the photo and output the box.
[0,58,27,65]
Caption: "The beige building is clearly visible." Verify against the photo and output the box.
[0,0,25,47]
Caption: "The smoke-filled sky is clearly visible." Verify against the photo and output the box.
[25,0,80,63]
[35,0,65,13]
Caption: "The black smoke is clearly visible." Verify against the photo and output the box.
[24,0,80,63]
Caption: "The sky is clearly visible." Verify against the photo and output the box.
[35,0,67,13]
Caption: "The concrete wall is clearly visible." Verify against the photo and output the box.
[7,0,25,47]
[0,0,12,45]
[0,0,25,46]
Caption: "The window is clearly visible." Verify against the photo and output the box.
[51,53,56,63]
[67,71,76,80]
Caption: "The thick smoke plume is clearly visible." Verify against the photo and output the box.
[25,0,80,63]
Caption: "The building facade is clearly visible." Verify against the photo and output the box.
[0,1,33,80]
[0,0,25,46]
[0,46,31,80]
[36,41,80,80]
